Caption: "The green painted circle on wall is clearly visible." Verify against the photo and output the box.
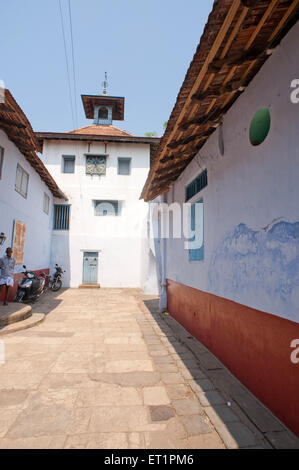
[249,107,271,146]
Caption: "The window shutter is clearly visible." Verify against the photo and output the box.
[118,158,131,175]
[21,171,28,196]
[189,200,204,261]
[16,165,22,191]
[63,156,75,173]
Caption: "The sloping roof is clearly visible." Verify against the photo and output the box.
[36,131,160,149]
[69,124,133,137]
[81,95,125,120]
[0,89,67,200]
[141,0,299,201]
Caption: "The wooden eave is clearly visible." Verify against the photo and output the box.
[81,95,125,120]
[0,90,67,200]
[141,0,299,202]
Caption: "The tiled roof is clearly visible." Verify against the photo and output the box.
[141,0,299,201]
[0,89,67,200]
[69,124,133,137]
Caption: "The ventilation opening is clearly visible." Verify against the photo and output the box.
[249,107,271,146]
[98,107,108,120]
[186,169,208,202]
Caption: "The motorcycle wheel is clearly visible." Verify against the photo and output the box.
[14,291,24,303]
[51,279,62,292]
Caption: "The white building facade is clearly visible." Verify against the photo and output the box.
[37,93,160,290]
[0,89,66,300]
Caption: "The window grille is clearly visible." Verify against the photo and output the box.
[186,169,207,201]
[53,204,70,230]
[94,200,120,216]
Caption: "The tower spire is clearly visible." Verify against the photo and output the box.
[101,72,109,95]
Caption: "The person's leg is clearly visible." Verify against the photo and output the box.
[3,284,10,305]
[0,284,4,304]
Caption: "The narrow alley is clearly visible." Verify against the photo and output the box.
[0,289,298,449]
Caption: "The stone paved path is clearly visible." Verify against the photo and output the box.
[0,288,298,449]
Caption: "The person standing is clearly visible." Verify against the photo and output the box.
[0,247,16,306]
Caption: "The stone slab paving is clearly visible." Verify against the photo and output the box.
[0,288,298,449]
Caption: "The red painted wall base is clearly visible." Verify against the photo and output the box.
[0,269,50,302]
[166,279,299,437]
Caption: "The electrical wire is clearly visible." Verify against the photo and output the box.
[58,0,75,129]
[68,0,78,127]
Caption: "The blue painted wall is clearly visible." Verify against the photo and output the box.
[164,22,299,323]
[209,221,299,319]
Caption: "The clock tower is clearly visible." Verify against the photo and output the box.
[81,74,125,127]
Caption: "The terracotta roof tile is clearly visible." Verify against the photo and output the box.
[0,89,67,200]
[68,124,133,137]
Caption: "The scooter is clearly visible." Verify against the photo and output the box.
[51,264,65,292]
[15,265,46,303]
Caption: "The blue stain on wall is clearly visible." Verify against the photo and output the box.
[209,221,299,319]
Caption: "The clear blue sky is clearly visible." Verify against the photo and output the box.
[1,0,214,136]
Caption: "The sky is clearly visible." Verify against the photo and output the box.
[0,0,214,137]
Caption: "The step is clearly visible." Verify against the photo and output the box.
[0,304,32,328]
[78,284,101,289]
[0,313,46,336]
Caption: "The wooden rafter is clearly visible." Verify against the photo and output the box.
[160,152,196,164]
[208,46,269,73]
[0,116,26,129]
[240,0,260,8]
[268,0,299,42]
[191,80,246,102]
[6,131,30,140]
[0,104,15,114]
[178,107,225,132]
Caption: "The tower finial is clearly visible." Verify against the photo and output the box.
[101,72,109,95]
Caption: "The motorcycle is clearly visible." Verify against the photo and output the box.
[15,265,46,303]
[51,264,65,292]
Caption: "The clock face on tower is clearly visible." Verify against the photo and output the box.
[86,155,106,176]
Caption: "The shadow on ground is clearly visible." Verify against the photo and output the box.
[30,288,67,316]
[140,296,299,449]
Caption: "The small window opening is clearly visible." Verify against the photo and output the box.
[98,107,108,120]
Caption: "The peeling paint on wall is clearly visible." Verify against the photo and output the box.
[209,221,299,320]
[12,220,26,265]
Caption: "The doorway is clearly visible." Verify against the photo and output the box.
[83,252,98,284]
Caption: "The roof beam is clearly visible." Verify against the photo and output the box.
[178,105,226,132]
[6,131,30,140]
[208,46,269,73]
[268,0,299,43]
[0,116,26,129]
[153,159,193,180]
[0,104,15,114]
[191,80,246,102]
[160,152,195,164]
[240,0,260,8]
[245,0,280,50]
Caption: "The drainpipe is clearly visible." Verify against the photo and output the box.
[159,193,167,312]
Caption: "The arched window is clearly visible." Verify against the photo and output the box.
[98,107,108,120]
